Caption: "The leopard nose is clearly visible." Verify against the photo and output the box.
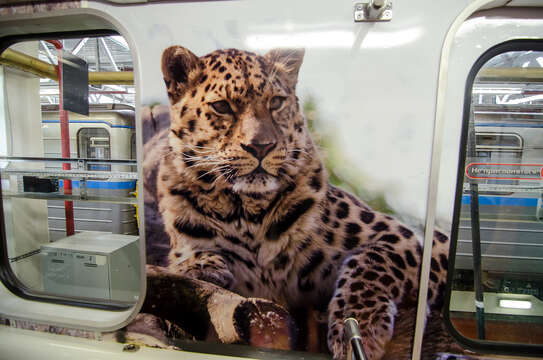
[241,141,277,161]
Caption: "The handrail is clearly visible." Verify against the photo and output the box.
[344,318,368,360]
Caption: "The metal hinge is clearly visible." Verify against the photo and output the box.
[354,0,392,22]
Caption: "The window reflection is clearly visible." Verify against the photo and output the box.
[450,50,543,345]
[0,36,139,307]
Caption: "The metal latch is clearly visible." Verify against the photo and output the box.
[354,0,392,22]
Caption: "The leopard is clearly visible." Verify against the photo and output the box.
[156,45,450,360]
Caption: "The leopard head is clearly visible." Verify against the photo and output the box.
[161,46,314,194]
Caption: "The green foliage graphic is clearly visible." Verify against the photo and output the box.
[303,96,394,214]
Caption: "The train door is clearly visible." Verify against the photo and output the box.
[437,5,543,354]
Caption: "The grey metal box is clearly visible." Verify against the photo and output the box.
[41,232,140,303]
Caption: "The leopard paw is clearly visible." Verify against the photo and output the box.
[170,251,235,289]
[182,266,235,289]
[327,319,346,360]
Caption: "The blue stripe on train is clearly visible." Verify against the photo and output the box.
[59,180,136,190]
[42,120,134,129]
[462,195,539,207]
[477,123,543,128]
[88,165,110,171]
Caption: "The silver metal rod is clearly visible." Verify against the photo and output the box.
[344,318,368,360]
[100,38,119,72]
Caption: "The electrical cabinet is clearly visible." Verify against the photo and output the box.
[41,232,140,302]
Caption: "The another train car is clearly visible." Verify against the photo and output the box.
[456,103,543,274]
[41,104,137,240]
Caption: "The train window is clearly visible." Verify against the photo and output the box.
[77,128,111,171]
[476,133,522,150]
[446,43,543,350]
[475,132,523,187]
[0,35,140,308]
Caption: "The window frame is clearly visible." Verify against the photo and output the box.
[0,30,137,311]
[443,39,543,356]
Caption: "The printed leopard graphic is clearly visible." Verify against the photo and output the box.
[156,46,449,359]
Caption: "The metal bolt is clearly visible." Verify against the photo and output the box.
[373,0,387,8]
[123,344,140,352]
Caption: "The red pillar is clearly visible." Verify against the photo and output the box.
[47,40,74,236]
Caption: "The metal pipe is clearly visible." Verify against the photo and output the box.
[0,48,58,78]
[6,48,541,84]
[88,71,133,85]
[467,103,485,340]
[344,318,368,360]
[0,48,134,84]
[469,183,485,339]
[478,67,543,82]
[46,40,63,50]
[46,40,75,237]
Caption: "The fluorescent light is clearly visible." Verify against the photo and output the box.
[472,87,522,95]
[246,30,355,49]
[502,94,543,104]
[245,27,422,50]
[360,28,422,49]
[499,299,532,310]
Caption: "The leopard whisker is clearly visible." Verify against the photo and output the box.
[197,165,231,180]
[185,144,216,150]
[181,151,217,158]
[186,160,229,170]
[182,155,222,163]
[184,148,216,155]
[212,167,236,186]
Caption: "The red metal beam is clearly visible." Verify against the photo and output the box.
[47,40,74,236]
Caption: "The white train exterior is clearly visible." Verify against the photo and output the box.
[0,1,543,360]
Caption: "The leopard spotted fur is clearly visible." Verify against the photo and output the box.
[156,46,449,359]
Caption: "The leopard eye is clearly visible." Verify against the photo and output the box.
[211,100,234,115]
[270,96,286,111]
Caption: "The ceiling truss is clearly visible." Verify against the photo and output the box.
[37,36,134,107]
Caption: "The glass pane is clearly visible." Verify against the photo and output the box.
[449,50,543,345]
[77,128,111,170]
[0,36,140,306]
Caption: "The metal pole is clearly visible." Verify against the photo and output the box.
[467,104,485,340]
[46,40,75,236]
[469,183,485,339]
[344,318,368,360]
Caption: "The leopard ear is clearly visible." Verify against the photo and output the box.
[265,48,305,87]
[161,46,202,104]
